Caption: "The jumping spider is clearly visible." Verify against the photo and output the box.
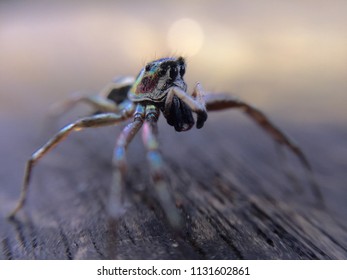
[8,56,319,228]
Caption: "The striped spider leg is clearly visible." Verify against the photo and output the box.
[204,93,322,202]
[8,107,135,219]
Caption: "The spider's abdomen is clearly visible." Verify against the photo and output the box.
[106,84,132,104]
[161,95,194,132]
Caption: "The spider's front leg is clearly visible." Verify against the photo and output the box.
[204,93,323,202]
[142,105,183,229]
[108,104,144,217]
[8,108,135,219]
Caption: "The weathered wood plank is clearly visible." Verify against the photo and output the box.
[0,112,346,259]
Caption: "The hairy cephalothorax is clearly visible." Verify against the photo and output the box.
[8,57,320,229]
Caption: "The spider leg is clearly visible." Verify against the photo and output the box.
[108,105,145,217]
[165,83,208,129]
[204,93,323,202]
[49,93,120,117]
[99,76,135,98]
[8,109,134,219]
[48,76,135,117]
[205,93,311,167]
[142,105,182,229]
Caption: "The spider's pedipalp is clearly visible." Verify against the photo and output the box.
[163,84,208,131]
[161,95,195,132]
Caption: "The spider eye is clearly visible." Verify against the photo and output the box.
[169,67,178,80]
[179,65,185,77]
[145,64,151,72]
[158,67,167,76]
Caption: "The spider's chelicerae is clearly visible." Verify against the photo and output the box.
[8,56,319,228]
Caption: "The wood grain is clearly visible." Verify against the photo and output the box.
[0,111,346,259]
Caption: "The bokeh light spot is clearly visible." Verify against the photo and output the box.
[167,18,204,57]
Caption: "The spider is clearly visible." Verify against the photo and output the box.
[8,56,319,228]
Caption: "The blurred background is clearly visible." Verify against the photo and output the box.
[1,0,347,123]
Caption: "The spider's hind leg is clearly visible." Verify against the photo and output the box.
[48,76,135,119]
[204,93,323,203]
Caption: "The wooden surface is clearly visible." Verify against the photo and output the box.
[0,109,346,260]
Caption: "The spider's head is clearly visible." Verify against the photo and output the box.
[128,56,187,102]
[129,56,197,132]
